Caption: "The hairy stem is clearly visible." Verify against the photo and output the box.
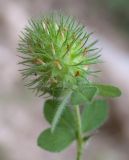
[74,105,84,160]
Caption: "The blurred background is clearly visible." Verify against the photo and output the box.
[0,0,129,159]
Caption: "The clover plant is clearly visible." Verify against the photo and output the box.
[18,12,121,160]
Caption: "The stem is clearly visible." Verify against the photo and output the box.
[74,105,84,160]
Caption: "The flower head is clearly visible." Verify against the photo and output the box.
[18,12,100,96]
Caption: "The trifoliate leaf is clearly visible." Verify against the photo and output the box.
[94,84,121,97]
[51,91,72,132]
[44,99,59,123]
[80,85,98,101]
[82,99,109,132]
[37,127,75,152]
[71,86,97,105]
[44,99,75,129]
[71,91,86,105]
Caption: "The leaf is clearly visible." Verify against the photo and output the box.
[48,88,62,97]
[80,86,98,101]
[44,99,75,129]
[71,91,86,105]
[82,99,109,132]
[94,84,121,97]
[44,99,59,123]
[51,91,72,132]
[71,86,97,105]
[37,127,75,152]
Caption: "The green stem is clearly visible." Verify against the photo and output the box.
[74,105,84,160]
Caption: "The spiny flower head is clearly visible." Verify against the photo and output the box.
[18,12,100,96]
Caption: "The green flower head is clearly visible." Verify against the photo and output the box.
[18,12,100,96]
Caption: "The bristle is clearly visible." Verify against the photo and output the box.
[18,12,100,96]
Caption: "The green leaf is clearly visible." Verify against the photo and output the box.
[80,86,98,101]
[71,91,86,105]
[51,91,72,132]
[37,127,75,152]
[94,84,121,97]
[48,88,62,97]
[44,99,59,123]
[44,99,75,129]
[82,99,109,132]
[71,86,97,105]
